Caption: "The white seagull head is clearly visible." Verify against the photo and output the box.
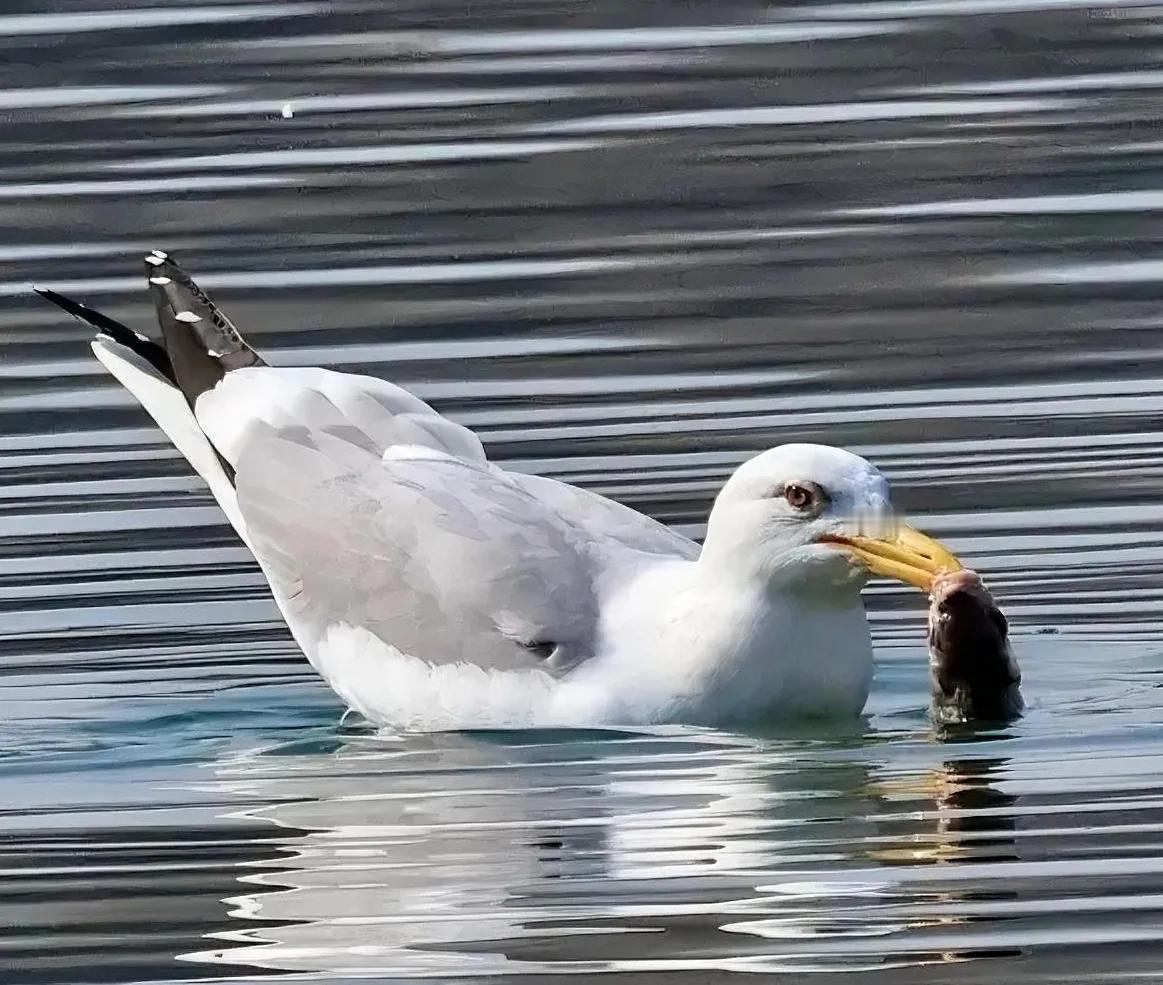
[703,443,961,595]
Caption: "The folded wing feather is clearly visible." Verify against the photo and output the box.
[204,366,694,675]
[47,257,699,683]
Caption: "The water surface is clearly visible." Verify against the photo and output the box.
[3,0,1163,981]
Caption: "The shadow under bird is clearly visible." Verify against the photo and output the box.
[36,253,1015,730]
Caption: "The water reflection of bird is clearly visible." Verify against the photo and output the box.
[183,729,881,977]
[36,253,960,729]
[192,731,1035,977]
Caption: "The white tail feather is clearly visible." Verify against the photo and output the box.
[91,338,253,550]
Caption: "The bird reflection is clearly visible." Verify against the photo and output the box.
[180,725,1032,977]
[179,726,881,976]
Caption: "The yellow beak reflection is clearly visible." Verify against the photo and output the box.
[822,524,962,592]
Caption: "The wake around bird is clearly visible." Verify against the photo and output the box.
[37,252,966,731]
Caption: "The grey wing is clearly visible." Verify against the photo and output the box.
[197,366,697,563]
[234,428,601,674]
[507,472,699,561]
[196,365,489,469]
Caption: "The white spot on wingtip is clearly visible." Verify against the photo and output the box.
[144,254,165,267]
[149,276,172,285]
[151,250,169,259]
[281,103,294,119]
[174,310,202,323]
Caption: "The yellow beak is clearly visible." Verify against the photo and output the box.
[822,524,962,592]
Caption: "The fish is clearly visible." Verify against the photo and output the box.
[927,569,1024,725]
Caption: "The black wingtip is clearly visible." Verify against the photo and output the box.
[35,286,134,341]
[144,251,264,373]
[35,284,174,381]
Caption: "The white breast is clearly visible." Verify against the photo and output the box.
[571,565,875,726]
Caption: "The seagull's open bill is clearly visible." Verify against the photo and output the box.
[36,255,960,730]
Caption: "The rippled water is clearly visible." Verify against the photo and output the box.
[3,1,1163,981]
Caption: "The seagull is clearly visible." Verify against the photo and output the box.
[36,253,961,730]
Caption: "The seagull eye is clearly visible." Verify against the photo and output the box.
[783,482,817,512]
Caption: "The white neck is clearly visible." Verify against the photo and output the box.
[583,552,873,726]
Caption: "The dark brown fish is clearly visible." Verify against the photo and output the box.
[928,569,1023,724]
